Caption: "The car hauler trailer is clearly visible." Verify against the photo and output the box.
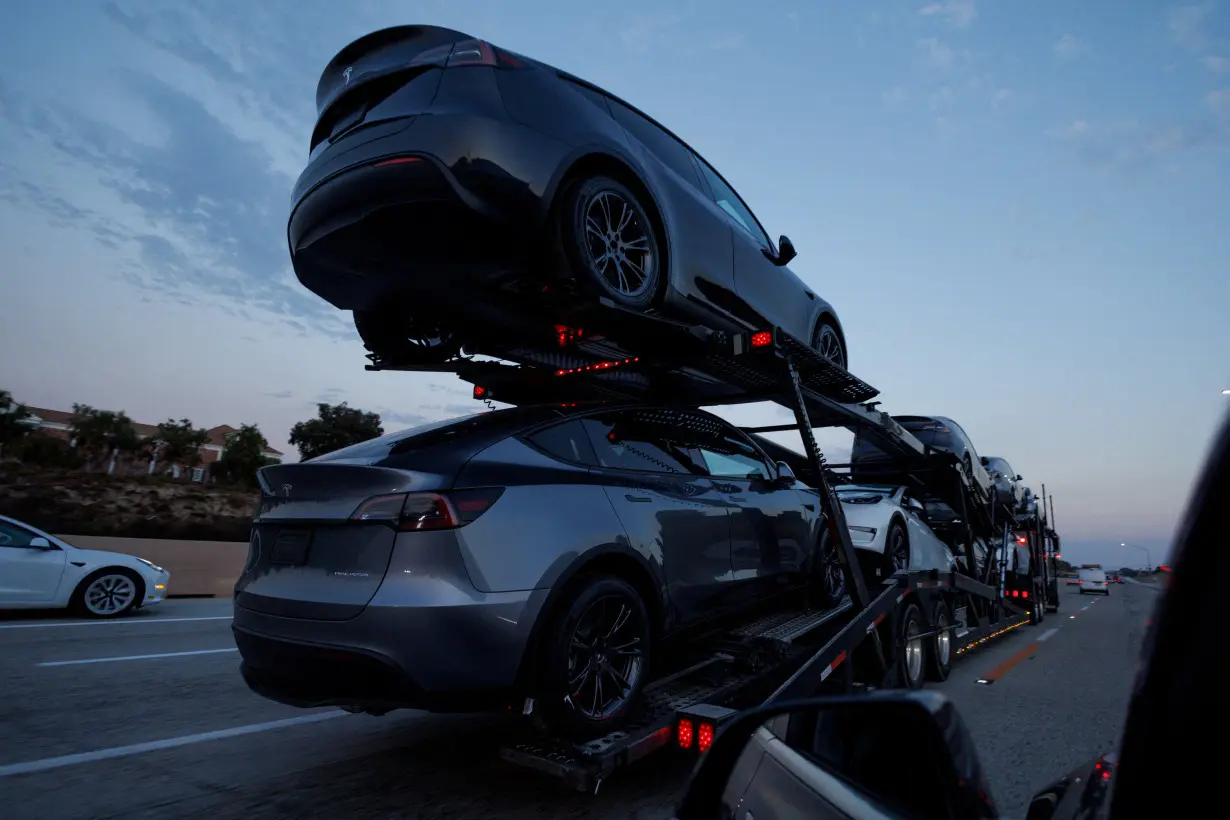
[367,303,1053,792]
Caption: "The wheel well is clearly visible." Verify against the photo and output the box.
[517,549,664,694]
[74,566,146,604]
[550,152,671,292]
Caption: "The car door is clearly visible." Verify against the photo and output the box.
[692,155,814,338]
[0,521,69,603]
[579,409,734,628]
[693,423,811,607]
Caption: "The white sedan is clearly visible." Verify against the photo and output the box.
[835,484,960,575]
[0,515,171,618]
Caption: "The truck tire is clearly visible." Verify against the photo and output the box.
[925,600,952,682]
[538,575,652,739]
[899,602,926,690]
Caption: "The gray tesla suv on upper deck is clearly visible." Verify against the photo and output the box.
[233,403,832,737]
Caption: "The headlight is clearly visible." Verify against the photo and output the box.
[137,557,165,573]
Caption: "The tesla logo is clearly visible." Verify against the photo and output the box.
[342,66,353,86]
[281,484,293,498]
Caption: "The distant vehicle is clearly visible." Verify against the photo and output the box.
[1109,574,1123,584]
[288,25,848,370]
[981,456,1025,511]
[1079,567,1110,595]
[235,403,847,737]
[0,515,170,617]
[1066,575,1082,585]
[851,415,995,509]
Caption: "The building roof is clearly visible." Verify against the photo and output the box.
[23,407,282,456]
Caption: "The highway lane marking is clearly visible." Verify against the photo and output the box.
[1036,627,1059,642]
[0,711,350,779]
[976,640,1042,684]
[0,616,231,630]
[37,648,238,667]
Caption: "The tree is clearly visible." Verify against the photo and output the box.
[211,424,271,487]
[289,402,383,461]
[148,418,209,477]
[69,404,141,473]
[0,390,33,459]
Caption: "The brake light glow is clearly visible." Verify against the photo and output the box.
[1021,589,1029,598]
[1011,589,1019,598]
[677,718,694,749]
[556,357,638,376]
[373,157,421,167]
[554,325,584,348]
[697,721,715,753]
[473,385,488,399]
[750,330,773,348]
[1017,537,1027,544]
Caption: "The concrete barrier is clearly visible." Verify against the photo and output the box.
[57,534,247,598]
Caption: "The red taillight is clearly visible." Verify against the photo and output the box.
[372,157,421,167]
[1011,589,1019,598]
[554,325,584,348]
[697,722,715,753]
[473,385,488,399]
[750,330,773,348]
[1017,537,1027,544]
[1021,589,1029,598]
[677,718,693,749]
[350,489,503,531]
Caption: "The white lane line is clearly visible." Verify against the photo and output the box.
[0,616,231,630]
[0,711,349,779]
[38,648,238,667]
[1036,627,1059,642]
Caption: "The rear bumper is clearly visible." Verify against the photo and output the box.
[288,113,565,312]
[233,582,547,713]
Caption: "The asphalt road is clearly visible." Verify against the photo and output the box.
[0,583,1158,819]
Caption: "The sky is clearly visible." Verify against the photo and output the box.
[1,0,1227,569]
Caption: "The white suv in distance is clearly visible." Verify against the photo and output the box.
[1078,567,1110,595]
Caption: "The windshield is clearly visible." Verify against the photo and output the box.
[1080,568,1107,583]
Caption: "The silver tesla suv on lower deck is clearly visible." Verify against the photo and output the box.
[233,403,839,737]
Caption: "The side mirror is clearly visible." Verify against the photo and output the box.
[903,496,926,515]
[980,456,989,466]
[775,461,797,487]
[673,692,998,820]
[1015,475,1023,481]
[28,536,54,549]
[773,235,797,266]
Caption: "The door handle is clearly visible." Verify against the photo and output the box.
[803,503,815,511]
[625,494,652,503]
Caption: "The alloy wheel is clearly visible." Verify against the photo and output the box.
[565,594,647,721]
[84,574,137,616]
[813,323,846,369]
[582,190,657,298]
[888,526,909,573]
[935,610,951,668]
[904,617,924,684]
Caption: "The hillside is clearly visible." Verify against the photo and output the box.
[0,464,257,542]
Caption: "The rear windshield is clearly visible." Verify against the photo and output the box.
[985,457,1011,473]
[310,405,569,462]
[894,417,944,448]
[1079,568,1107,582]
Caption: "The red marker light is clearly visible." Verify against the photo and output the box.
[698,722,715,753]
[1017,537,1027,544]
[473,385,487,399]
[750,330,773,348]
[677,718,694,749]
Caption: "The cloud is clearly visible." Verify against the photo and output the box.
[917,0,978,29]
[1208,87,1230,118]
[1053,34,1088,60]
[620,13,685,50]
[1206,56,1230,73]
[919,37,956,69]
[882,86,909,104]
[1168,2,1217,52]
[1047,115,1230,171]
[991,88,1013,108]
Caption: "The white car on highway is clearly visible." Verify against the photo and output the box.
[1078,566,1110,595]
[835,484,959,575]
[0,515,170,617]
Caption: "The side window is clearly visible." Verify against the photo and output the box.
[0,522,37,548]
[696,433,772,480]
[563,79,613,116]
[693,158,771,248]
[525,418,598,466]
[581,411,705,474]
[608,101,704,190]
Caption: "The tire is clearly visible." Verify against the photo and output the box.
[808,527,847,609]
[538,575,652,739]
[925,600,953,682]
[883,519,910,578]
[1029,585,1043,625]
[353,307,463,366]
[72,568,142,619]
[558,175,662,310]
[811,319,846,370]
[899,602,926,690]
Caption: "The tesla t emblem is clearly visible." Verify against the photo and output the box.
[281,484,293,498]
[343,66,353,86]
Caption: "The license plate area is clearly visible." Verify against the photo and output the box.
[271,530,312,566]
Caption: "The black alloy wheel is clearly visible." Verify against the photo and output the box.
[810,527,847,609]
[811,320,846,370]
[885,520,910,576]
[561,176,661,310]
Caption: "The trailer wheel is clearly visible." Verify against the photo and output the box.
[1030,585,1044,625]
[925,601,952,682]
[537,574,652,739]
[899,602,926,690]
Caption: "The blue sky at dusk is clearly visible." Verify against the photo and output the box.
[1,1,1227,568]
